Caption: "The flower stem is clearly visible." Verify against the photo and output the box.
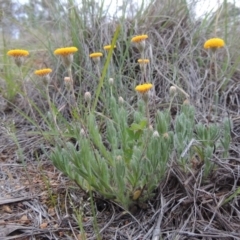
[89,189,101,240]
[19,67,36,121]
[91,25,120,113]
[45,85,60,131]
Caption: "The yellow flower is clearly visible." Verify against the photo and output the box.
[131,35,148,43]
[35,68,52,85]
[204,38,225,49]
[138,59,150,64]
[34,68,52,76]
[131,35,148,53]
[7,49,29,57]
[135,83,153,93]
[54,47,78,56]
[54,47,78,68]
[103,45,116,50]
[89,52,103,58]
[7,49,29,67]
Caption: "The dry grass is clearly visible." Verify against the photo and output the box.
[1,0,240,239]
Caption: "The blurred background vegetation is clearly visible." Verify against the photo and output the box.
[1,0,240,102]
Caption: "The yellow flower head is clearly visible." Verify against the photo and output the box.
[103,45,116,50]
[54,47,78,56]
[138,59,150,64]
[7,49,29,67]
[131,35,148,53]
[7,49,29,57]
[34,68,52,76]
[54,47,78,68]
[34,68,52,85]
[135,83,153,94]
[204,38,225,49]
[89,52,103,58]
[131,35,148,43]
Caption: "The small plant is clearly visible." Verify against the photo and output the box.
[50,95,172,209]
[49,96,232,209]
[4,33,232,211]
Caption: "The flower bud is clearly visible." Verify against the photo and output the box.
[64,77,73,91]
[138,59,149,72]
[118,96,124,105]
[169,86,177,97]
[80,128,86,136]
[84,91,91,104]
[116,155,122,161]
[148,125,153,131]
[163,132,169,139]
[153,130,160,138]
[183,98,190,105]
[109,78,114,86]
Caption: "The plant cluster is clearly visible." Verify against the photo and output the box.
[5,36,231,210]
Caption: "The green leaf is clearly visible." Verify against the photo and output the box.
[129,120,147,132]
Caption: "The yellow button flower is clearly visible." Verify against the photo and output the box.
[131,35,148,43]
[103,45,116,50]
[89,52,103,58]
[138,59,150,64]
[34,68,52,85]
[131,35,148,53]
[34,68,52,76]
[135,83,153,93]
[54,47,78,56]
[7,49,29,67]
[89,52,103,64]
[204,38,225,49]
[54,47,78,68]
[7,49,29,57]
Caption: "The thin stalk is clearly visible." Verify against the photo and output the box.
[67,68,80,118]
[140,52,146,83]
[168,96,175,112]
[45,85,60,131]
[68,67,77,105]
[91,25,120,113]
[89,189,101,240]
[67,67,73,85]
[213,51,218,81]
[19,67,36,122]
[96,64,101,80]
[146,102,150,127]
